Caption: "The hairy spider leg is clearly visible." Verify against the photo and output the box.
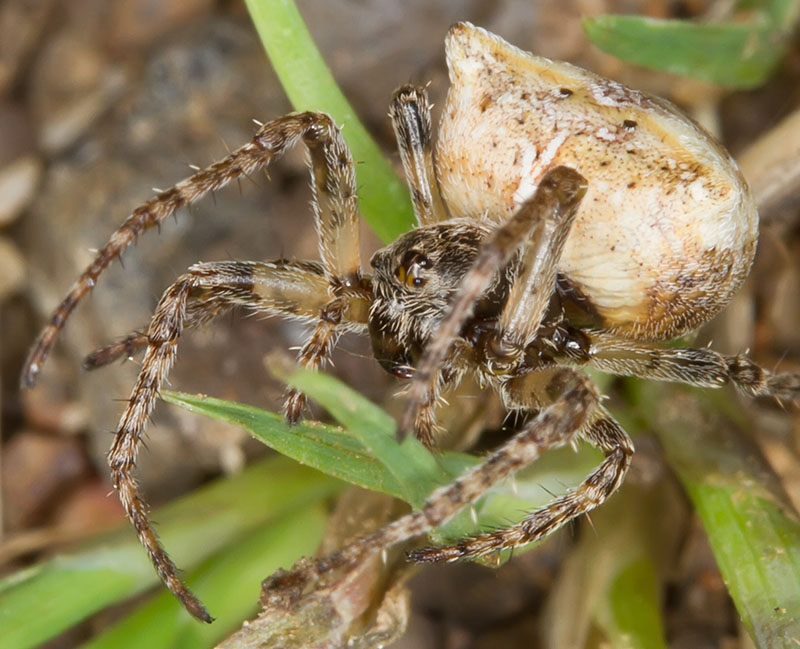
[389,85,450,225]
[20,113,361,392]
[37,112,370,622]
[282,114,366,422]
[400,166,587,435]
[83,260,370,369]
[410,372,632,561]
[262,368,598,598]
[109,259,369,622]
[560,332,800,404]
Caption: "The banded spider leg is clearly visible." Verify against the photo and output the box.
[24,112,372,622]
[259,167,620,594]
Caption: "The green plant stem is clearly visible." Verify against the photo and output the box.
[244,0,415,242]
[630,382,800,648]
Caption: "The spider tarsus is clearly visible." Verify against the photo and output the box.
[19,356,40,389]
[183,596,214,624]
[725,353,800,403]
[284,389,305,425]
[83,333,149,370]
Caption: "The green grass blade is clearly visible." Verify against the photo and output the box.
[0,456,340,649]
[602,558,667,649]
[591,491,673,649]
[164,386,474,539]
[78,505,328,649]
[162,390,409,500]
[582,9,798,88]
[164,379,604,549]
[276,366,451,507]
[631,383,800,647]
[244,0,415,242]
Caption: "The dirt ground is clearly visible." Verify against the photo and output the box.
[2,1,800,648]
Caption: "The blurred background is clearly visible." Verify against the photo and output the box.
[2,1,800,647]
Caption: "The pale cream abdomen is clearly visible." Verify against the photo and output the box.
[436,23,758,341]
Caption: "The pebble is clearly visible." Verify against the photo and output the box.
[0,155,42,227]
[30,34,126,154]
[0,0,57,97]
[19,373,90,434]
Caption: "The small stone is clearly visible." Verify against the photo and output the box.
[0,102,37,166]
[30,34,126,154]
[0,155,42,227]
[0,0,57,97]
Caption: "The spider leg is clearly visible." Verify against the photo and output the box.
[83,260,357,369]
[83,331,148,370]
[409,372,632,562]
[283,297,347,422]
[408,365,467,449]
[273,367,598,585]
[400,166,587,434]
[564,332,800,404]
[283,112,366,422]
[107,259,368,622]
[389,85,449,225]
[493,168,583,353]
[83,281,253,369]
[82,292,234,369]
[21,112,355,388]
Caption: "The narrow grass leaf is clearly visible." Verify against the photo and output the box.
[582,14,792,88]
[631,382,800,648]
[78,505,328,649]
[277,366,451,507]
[601,558,668,649]
[244,0,415,242]
[0,457,339,649]
[163,390,407,499]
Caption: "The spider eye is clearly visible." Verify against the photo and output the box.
[396,250,430,289]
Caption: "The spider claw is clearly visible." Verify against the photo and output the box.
[182,594,214,624]
[20,358,40,389]
[284,389,305,425]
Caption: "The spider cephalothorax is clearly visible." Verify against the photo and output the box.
[368,218,594,385]
[368,219,512,377]
[20,22,799,623]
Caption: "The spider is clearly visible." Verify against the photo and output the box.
[20,22,800,623]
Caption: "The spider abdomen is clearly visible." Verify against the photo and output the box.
[436,23,758,341]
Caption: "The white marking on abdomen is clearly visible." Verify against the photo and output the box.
[512,130,569,204]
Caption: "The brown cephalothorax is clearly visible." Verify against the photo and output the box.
[21,23,799,622]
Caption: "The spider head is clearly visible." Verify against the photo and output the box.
[368,220,509,378]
